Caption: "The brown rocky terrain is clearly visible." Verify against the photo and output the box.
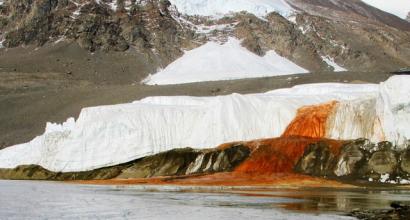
[0,0,409,77]
[287,0,410,31]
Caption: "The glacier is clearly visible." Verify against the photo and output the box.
[168,0,294,18]
[144,38,308,85]
[0,76,409,172]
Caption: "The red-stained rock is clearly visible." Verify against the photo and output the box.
[234,137,345,174]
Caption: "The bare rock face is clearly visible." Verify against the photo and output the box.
[407,12,410,22]
[294,141,335,177]
[295,139,410,184]
[333,139,370,177]
[0,0,196,66]
[0,144,251,180]
[118,144,250,178]
[349,203,410,220]
[234,13,329,72]
[367,145,397,175]
[400,149,410,175]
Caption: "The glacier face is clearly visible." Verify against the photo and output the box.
[0,76,409,172]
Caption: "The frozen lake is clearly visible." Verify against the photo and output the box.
[1,180,410,219]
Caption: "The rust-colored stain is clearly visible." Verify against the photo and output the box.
[282,101,338,138]
[73,137,347,187]
[234,136,344,174]
[74,173,354,188]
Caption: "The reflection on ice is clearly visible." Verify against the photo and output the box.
[0,181,360,220]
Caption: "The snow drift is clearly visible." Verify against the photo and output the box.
[0,76,409,172]
[168,0,294,17]
[144,38,308,85]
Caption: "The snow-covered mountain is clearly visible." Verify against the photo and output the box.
[0,75,408,172]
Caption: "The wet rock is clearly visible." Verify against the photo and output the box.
[295,139,410,184]
[184,144,250,175]
[349,202,410,220]
[0,164,126,180]
[108,144,250,178]
[367,149,397,175]
[400,149,410,174]
[115,148,200,178]
[294,141,334,177]
[333,139,367,177]
[0,144,250,180]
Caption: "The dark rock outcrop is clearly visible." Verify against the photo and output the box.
[117,144,250,178]
[234,13,329,72]
[0,144,250,180]
[349,202,410,220]
[294,141,335,177]
[0,163,127,180]
[333,139,370,177]
[295,139,410,184]
[0,0,196,66]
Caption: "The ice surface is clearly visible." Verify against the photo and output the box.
[0,76,409,172]
[377,76,410,146]
[144,38,308,85]
[0,180,357,220]
[169,0,294,18]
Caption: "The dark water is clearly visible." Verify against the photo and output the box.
[1,180,409,220]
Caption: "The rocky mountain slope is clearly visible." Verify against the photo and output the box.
[0,0,409,83]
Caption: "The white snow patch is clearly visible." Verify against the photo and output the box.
[144,38,308,85]
[0,76,409,172]
[399,178,410,184]
[321,56,347,72]
[287,15,297,24]
[380,173,390,183]
[169,0,294,18]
